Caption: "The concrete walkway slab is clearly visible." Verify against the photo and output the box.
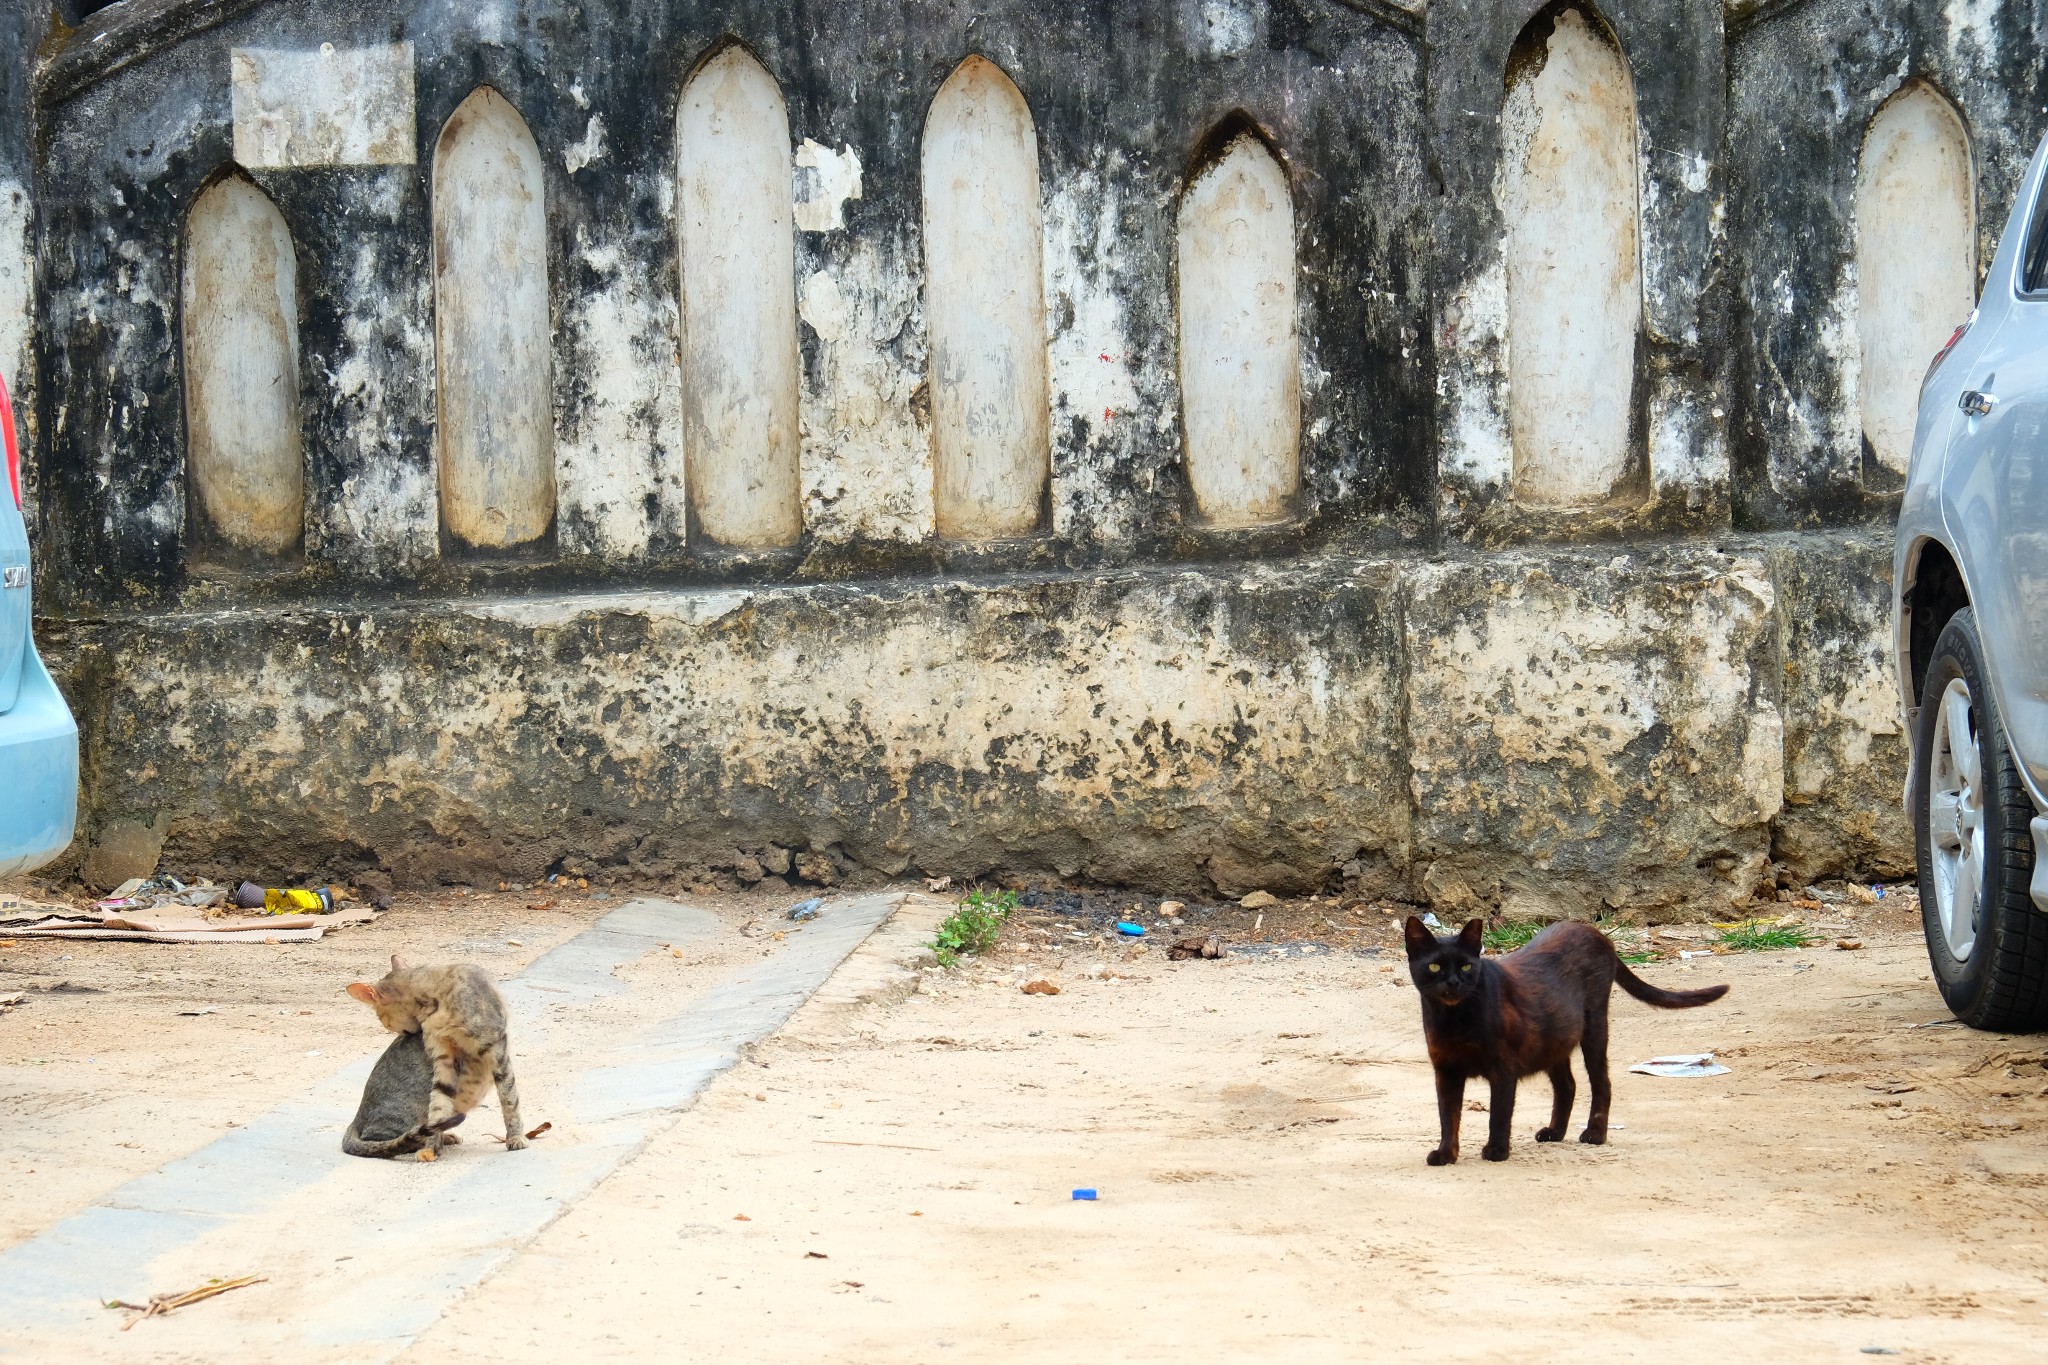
[0,892,906,1361]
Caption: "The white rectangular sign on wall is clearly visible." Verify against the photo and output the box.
[231,43,417,169]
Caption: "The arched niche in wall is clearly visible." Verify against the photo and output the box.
[432,86,556,552]
[182,170,304,560]
[922,55,1050,540]
[1856,81,1974,482]
[676,45,803,548]
[1176,122,1300,528]
[1500,3,1641,506]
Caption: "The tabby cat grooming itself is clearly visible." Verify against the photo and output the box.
[1405,917,1726,1166]
[345,956,529,1155]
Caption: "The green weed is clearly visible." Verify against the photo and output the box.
[930,888,1017,967]
[1482,921,1540,953]
[1713,920,1819,952]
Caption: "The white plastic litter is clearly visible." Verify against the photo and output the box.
[1629,1052,1730,1078]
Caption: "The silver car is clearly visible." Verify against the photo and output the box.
[1897,130,2048,1030]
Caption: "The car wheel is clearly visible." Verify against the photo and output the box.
[1913,608,2048,1030]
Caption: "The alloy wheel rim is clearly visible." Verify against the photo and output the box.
[1928,676,1985,962]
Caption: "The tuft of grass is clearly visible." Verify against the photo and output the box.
[1713,919,1819,952]
[1482,920,1541,954]
[930,888,1017,968]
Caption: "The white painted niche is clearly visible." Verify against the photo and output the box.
[922,56,1051,540]
[432,87,556,550]
[183,173,304,557]
[1176,130,1301,528]
[1499,6,1641,506]
[676,46,803,548]
[1857,82,1974,479]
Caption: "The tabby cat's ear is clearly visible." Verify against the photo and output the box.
[1458,919,1485,954]
[345,982,381,1006]
[1402,916,1435,957]
[389,953,407,972]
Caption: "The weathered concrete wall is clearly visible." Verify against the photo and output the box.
[14,0,1981,905]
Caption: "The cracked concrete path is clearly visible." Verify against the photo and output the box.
[0,891,911,1361]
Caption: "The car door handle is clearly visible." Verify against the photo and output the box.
[1961,389,1998,416]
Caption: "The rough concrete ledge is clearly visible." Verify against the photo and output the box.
[35,529,1904,917]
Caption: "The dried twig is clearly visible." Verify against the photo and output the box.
[106,1274,267,1329]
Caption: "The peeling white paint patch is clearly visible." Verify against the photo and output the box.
[1195,0,1258,57]
[563,115,608,174]
[795,241,934,544]
[0,180,30,401]
[922,57,1050,539]
[793,139,863,233]
[432,87,556,550]
[677,48,804,548]
[1499,8,1641,506]
[1944,0,2000,56]
[555,226,687,560]
[1043,167,1151,543]
[1177,134,1300,527]
[1647,386,1723,496]
[182,176,304,555]
[231,44,416,168]
[320,221,438,571]
[1856,84,1974,477]
[1437,268,1514,492]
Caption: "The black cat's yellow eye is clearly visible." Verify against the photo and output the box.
[1427,963,1440,973]
[1461,964,1472,972]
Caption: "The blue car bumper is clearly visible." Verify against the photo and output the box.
[0,643,79,877]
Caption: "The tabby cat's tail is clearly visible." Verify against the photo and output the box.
[1613,957,1729,1009]
[342,1126,427,1159]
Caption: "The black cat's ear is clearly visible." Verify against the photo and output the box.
[1402,916,1434,957]
[1458,919,1486,953]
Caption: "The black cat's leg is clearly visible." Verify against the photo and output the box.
[1535,1063,1574,1142]
[1580,1008,1612,1144]
[1428,1067,1464,1166]
[1481,1075,1517,1161]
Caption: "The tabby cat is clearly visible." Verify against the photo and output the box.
[345,955,529,1155]
[1404,917,1727,1165]
[341,1029,437,1159]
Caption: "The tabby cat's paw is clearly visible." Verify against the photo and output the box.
[504,1135,530,1151]
[1480,1141,1510,1162]
[1534,1126,1565,1143]
[1578,1126,1607,1145]
[1425,1147,1455,1166]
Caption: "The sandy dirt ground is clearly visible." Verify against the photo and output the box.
[0,876,806,1250]
[8,882,2048,1361]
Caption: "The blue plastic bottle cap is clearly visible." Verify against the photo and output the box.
[1115,922,1145,936]
[1072,1188,1098,1201]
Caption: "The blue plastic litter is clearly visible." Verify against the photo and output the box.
[1115,921,1145,936]
[1071,1188,1098,1201]
[788,897,824,922]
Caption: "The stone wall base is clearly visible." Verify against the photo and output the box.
[36,529,1907,917]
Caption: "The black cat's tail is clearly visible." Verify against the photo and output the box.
[1613,957,1729,1009]
[342,1125,427,1159]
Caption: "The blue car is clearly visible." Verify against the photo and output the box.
[0,372,78,876]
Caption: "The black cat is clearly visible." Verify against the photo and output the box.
[1404,917,1728,1165]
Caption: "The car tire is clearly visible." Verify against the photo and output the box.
[1913,608,2048,1031]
